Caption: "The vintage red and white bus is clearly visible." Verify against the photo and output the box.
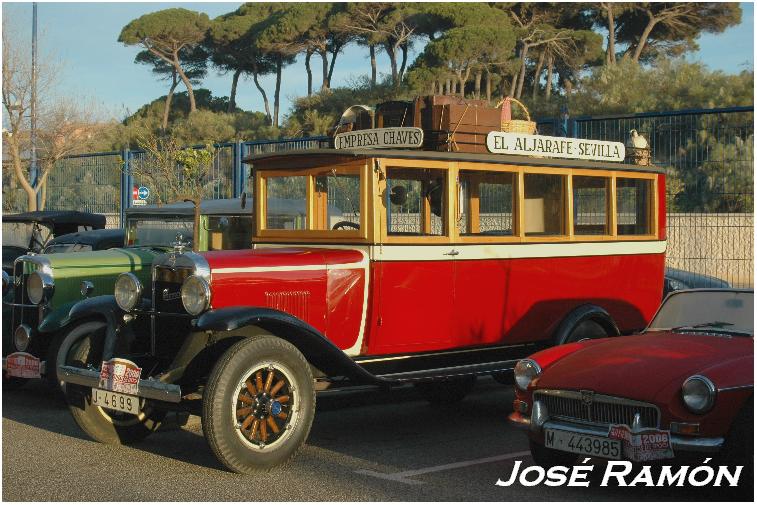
[59,142,665,473]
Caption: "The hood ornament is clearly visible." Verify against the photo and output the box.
[171,233,190,255]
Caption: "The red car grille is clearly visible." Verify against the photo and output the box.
[534,390,660,429]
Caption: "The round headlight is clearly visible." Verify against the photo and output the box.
[514,359,542,391]
[14,324,32,352]
[181,275,210,316]
[27,271,53,305]
[114,273,142,311]
[682,375,716,414]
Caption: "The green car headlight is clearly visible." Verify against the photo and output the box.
[27,271,54,305]
[114,273,143,312]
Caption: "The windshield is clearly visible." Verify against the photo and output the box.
[42,243,94,254]
[126,218,193,248]
[204,215,253,250]
[648,290,753,336]
[2,221,54,251]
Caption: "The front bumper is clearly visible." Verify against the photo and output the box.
[57,365,182,403]
[508,411,725,454]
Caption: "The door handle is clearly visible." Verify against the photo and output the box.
[444,249,460,256]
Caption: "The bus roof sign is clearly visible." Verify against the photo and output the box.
[334,127,424,150]
[487,132,626,163]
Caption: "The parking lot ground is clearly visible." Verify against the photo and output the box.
[3,378,752,501]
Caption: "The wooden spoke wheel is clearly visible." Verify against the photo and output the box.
[234,365,295,449]
[203,336,315,473]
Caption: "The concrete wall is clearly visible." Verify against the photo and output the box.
[667,213,754,287]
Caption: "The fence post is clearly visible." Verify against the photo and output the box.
[119,149,131,227]
[233,140,243,198]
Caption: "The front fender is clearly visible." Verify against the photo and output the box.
[63,295,126,361]
[38,300,79,333]
[196,307,385,385]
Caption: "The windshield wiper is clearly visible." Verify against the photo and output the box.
[670,322,752,337]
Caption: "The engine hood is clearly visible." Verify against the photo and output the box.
[533,332,754,402]
[203,247,366,273]
[41,248,160,273]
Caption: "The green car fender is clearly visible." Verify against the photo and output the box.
[38,300,80,334]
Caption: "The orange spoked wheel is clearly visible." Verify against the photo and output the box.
[203,335,315,473]
[235,366,294,447]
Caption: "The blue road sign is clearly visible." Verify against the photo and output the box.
[137,186,150,200]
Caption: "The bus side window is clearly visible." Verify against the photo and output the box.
[524,173,566,236]
[386,168,447,236]
[458,171,515,236]
[573,176,610,235]
[617,178,652,235]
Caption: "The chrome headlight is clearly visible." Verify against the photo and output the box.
[2,271,10,295]
[181,275,210,316]
[27,271,54,305]
[114,273,142,311]
[14,324,32,352]
[681,375,716,414]
[514,359,542,391]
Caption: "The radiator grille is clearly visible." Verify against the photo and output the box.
[534,390,660,428]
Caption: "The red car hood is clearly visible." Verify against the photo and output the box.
[533,332,754,402]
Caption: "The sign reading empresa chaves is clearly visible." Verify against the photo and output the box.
[334,127,424,150]
[486,132,626,162]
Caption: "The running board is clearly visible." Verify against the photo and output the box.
[375,360,517,383]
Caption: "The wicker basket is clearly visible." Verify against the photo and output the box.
[625,146,651,166]
[497,97,536,135]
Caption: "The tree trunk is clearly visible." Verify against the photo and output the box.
[509,73,517,97]
[445,79,451,95]
[305,49,313,96]
[228,69,241,113]
[385,43,398,86]
[163,73,179,131]
[274,56,283,127]
[252,70,272,125]
[532,49,545,100]
[39,179,47,211]
[369,44,377,87]
[474,71,482,99]
[545,54,554,100]
[398,43,408,83]
[605,4,616,65]
[320,50,329,91]
[9,139,38,211]
[327,44,340,86]
[173,52,196,113]
[485,68,492,102]
[516,45,529,99]
[632,16,658,63]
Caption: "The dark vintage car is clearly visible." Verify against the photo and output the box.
[2,210,106,274]
[41,228,125,254]
[664,266,730,296]
[509,289,753,468]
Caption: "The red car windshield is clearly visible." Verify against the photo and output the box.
[648,290,753,336]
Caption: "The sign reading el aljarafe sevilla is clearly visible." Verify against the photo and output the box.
[486,132,626,162]
[334,127,424,150]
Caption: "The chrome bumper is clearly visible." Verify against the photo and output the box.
[508,411,725,453]
[57,365,182,403]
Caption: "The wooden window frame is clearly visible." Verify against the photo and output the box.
[255,161,371,242]
[614,173,658,241]
[522,167,570,243]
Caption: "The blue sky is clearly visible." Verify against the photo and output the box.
[2,2,754,122]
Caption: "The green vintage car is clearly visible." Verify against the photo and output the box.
[2,198,253,389]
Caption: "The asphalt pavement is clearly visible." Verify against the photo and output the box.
[2,378,752,501]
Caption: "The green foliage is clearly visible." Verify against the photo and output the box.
[119,8,210,46]
[568,58,754,116]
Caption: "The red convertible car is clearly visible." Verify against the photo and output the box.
[509,289,753,466]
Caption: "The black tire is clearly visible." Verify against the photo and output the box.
[44,331,67,391]
[202,335,316,473]
[414,376,477,405]
[65,321,164,445]
[564,319,608,343]
[529,439,578,467]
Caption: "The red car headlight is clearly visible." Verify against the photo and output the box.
[514,359,541,391]
[681,375,716,414]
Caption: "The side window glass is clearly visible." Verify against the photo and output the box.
[617,178,653,235]
[385,168,446,236]
[459,171,515,236]
[524,173,566,236]
[573,176,610,235]
[265,176,307,230]
[314,170,361,231]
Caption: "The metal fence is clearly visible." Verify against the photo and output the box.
[538,106,754,287]
[3,106,753,286]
